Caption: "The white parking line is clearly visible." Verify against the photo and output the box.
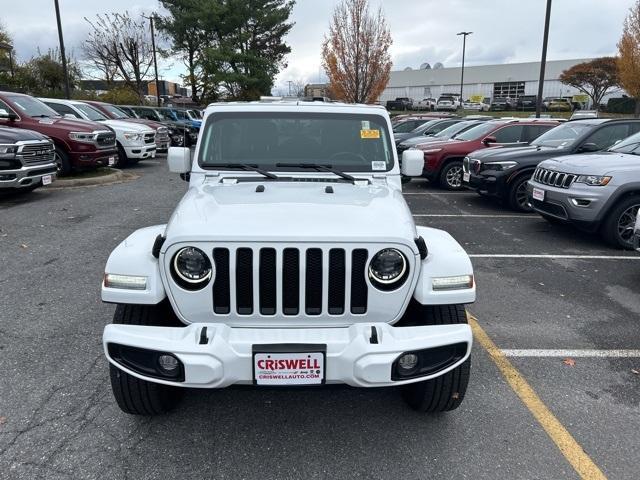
[413,214,533,218]
[403,192,469,195]
[502,349,640,358]
[468,254,640,259]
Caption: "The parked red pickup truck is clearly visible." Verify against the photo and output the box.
[414,119,559,189]
[0,92,117,175]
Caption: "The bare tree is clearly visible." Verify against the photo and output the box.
[84,12,154,100]
[321,0,392,103]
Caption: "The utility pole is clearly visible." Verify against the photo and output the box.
[536,0,552,118]
[287,80,293,96]
[53,0,71,99]
[149,15,161,107]
[457,32,472,108]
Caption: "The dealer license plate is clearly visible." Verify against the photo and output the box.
[108,156,116,166]
[532,187,545,201]
[41,175,52,186]
[463,172,470,182]
[253,350,325,386]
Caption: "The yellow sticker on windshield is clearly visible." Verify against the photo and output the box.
[361,129,380,139]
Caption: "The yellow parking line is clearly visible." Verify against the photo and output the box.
[468,314,607,480]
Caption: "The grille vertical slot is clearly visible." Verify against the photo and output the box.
[282,248,300,315]
[212,248,230,314]
[305,248,323,315]
[236,248,253,314]
[328,249,345,315]
[259,248,277,315]
[351,249,368,314]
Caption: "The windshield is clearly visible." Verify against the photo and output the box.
[104,104,130,119]
[394,121,420,133]
[609,131,640,154]
[531,123,591,148]
[411,119,439,133]
[74,103,108,121]
[198,112,393,172]
[455,122,498,141]
[439,121,481,139]
[153,109,174,121]
[188,109,202,119]
[173,110,188,120]
[8,95,59,117]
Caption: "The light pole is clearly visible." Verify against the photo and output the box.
[536,0,552,118]
[143,14,161,107]
[53,0,71,99]
[287,80,293,96]
[457,31,472,107]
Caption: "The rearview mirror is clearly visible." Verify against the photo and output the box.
[578,142,599,153]
[483,136,497,145]
[168,146,192,174]
[401,149,424,177]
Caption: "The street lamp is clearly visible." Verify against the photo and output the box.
[457,31,472,107]
[536,0,552,118]
[142,14,161,107]
[53,0,71,99]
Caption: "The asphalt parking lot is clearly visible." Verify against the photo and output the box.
[1,159,639,480]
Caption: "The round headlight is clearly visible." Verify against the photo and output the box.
[368,248,407,287]
[172,247,212,286]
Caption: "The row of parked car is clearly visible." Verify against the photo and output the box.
[0,91,202,193]
[392,113,640,249]
[387,95,584,112]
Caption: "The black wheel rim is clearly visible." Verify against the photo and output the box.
[617,204,640,244]
[54,151,63,174]
[516,180,532,211]
[446,165,463,188]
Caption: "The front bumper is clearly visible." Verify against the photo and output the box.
[0,162,57,189]
[68,148,118,168]
[466,171,503,196]
[104,322,472,389]
[123,144,157,159]
[526,180,612,228]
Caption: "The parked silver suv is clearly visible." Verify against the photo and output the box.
[527,131,640,249]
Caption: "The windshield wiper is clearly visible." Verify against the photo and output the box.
[275,163,358,184]
[217,163,279,180]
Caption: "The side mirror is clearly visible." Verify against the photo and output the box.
[168,146,192,174]
[483,136,497,145]
[0,108,17,121]
[578,142,599,153]
[64,113,77,119]
[401,149,424,177]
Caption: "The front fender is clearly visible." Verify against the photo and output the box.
[101,225,167,305]
[413,226,476,305]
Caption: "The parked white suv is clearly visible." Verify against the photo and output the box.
[40,98,156,168]
[101,101,476,415]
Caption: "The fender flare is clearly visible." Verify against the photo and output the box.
[101,225,167,304]
[413,226,476,305]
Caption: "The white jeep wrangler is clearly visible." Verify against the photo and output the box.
[101,101,476,415]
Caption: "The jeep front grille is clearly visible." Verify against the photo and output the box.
[533,167,577,189]
[211,246,369,317]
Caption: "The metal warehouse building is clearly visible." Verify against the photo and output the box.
[379,58,596,104]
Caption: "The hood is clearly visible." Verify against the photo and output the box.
[540,152,639,174]
[28,115,108,133]
[469,144,558,161]
[102,119,153,133]
[120,118,164,130]
[0,126,49,142]
[163,181,418,245]
[400,135,443,147]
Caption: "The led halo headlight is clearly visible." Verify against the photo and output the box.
[368,248,408,289]
[172,246,213,288]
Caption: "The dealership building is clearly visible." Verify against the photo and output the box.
[379,58,605,104]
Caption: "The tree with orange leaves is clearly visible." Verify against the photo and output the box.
[618,0,640,117]
[321,0,392,104]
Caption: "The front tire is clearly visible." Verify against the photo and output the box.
[508,175,533,212]
[109,303,184,415]
[54,147,72,176]
[400,304,471,412]
[600,195,640,249]
[439,161,464,190]
[116,144,129,168]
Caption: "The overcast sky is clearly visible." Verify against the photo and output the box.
[1,0,635,93]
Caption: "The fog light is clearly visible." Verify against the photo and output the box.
[398,353,419,373]
[158,354,179,372]
[104,273,147,290]
[432,275,474,290]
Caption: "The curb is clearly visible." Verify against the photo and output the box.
[49,169,138,189]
